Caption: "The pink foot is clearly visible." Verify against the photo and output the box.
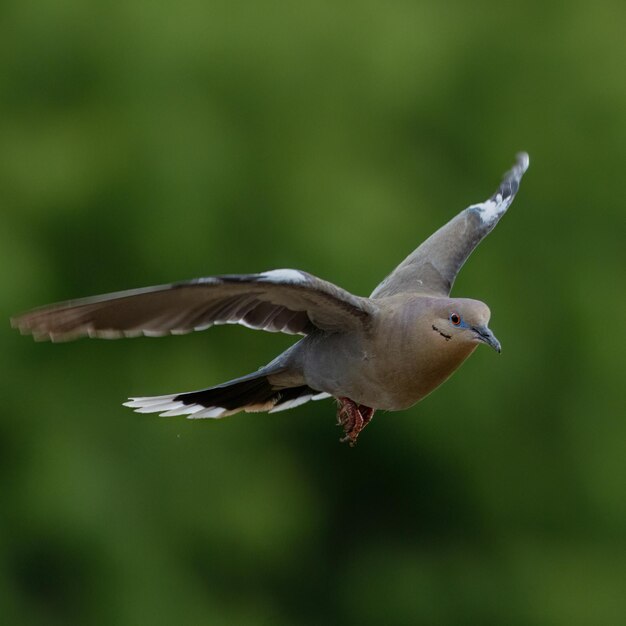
[337,397,376,446]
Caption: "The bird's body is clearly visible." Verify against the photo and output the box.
[12,153,529,444]
[284,295,482,411]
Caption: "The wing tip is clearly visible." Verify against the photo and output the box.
[515,151,530,174]
[493,151,530,204]
[10,316,62,342]
[10,315,34,336]
[504,151,530,190]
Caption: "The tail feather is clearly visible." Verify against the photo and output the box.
[123,371,331,419]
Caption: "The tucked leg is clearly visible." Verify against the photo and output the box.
[337,397,376,446]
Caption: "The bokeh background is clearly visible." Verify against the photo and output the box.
[1,1,625,624]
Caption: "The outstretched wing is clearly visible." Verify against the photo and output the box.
[371,152,529,298]
[12,269,374,342]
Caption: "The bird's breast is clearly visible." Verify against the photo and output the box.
[299,321,476,411]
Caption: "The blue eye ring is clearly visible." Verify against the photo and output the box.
[450,312,461,326]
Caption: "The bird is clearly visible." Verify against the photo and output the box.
[12,152,529,445]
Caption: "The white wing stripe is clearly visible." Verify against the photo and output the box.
[269,395,313,413]
[259,269,306,283]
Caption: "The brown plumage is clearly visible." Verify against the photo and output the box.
[12,153,529,444]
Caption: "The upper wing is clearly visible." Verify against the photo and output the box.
[11,269,374,342]
[371,152,529,298]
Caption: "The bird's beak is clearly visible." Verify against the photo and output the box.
[472,325,501,353]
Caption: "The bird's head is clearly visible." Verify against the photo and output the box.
[431,298,501,353]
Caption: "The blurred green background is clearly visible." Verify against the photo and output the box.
[1,1,625,624]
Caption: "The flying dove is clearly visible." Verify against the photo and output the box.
[12,152,529,445]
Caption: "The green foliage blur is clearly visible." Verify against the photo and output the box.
[1,1,625,624]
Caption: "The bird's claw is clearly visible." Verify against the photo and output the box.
[336,397,375,446]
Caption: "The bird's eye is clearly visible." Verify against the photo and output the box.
[450,312,461,326]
